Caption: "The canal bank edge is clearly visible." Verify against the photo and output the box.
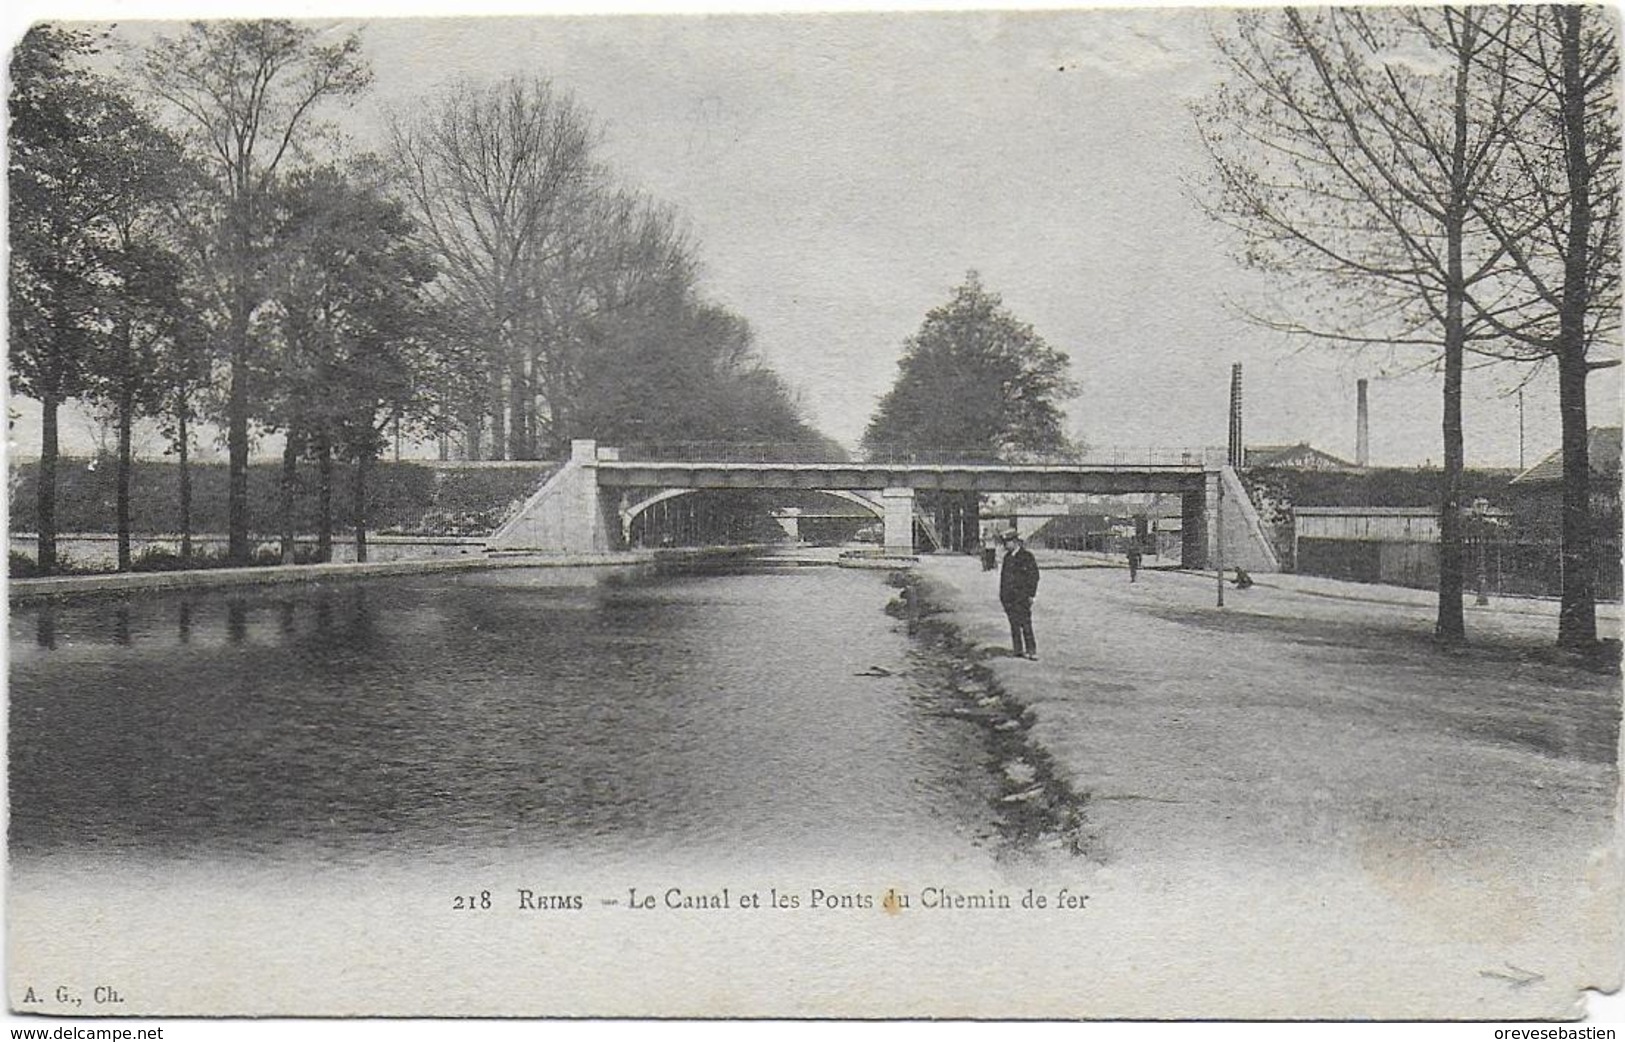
[889,568,1096,861]
[6,546,798,603]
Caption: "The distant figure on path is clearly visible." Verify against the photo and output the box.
[999,529,1040,659]
[1126,545,1142,583]
[981,529,998,571]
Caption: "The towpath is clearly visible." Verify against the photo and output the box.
[915,553,1621,1018]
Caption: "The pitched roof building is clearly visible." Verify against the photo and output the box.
[1510,427,1622,485]
[1245,443,1357,470]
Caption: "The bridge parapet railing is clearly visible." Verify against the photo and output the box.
[1068,446,1229,467]
[614,442,855,464]
[858,446,1228,466]
[612,442,1228,468]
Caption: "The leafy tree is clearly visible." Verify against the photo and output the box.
[862,273,1077,459]
[261,166,349,562]
[148,277,213,566]
[571,287,817,449]
[11,24,100,574]
[126,173,224,566]
[83,114,193,572]
[262,164,442,562]
[94,239,191,570]
[141,20,371,564]
[10,25,181,574]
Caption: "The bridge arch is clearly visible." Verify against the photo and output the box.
[802,489,884,519]
[619,487,883,544]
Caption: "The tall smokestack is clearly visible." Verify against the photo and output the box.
[1228,363,1244,467]
[1356,378,1370,467]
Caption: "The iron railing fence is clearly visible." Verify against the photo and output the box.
[611,442,1228,467]
[1467,534,1623,602]
[1293,531,1622,603]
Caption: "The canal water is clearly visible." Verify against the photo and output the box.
[9,562,1104,1015]
[10,562,1016,878]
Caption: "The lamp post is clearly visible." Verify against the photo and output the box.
[1472,497,1490,606]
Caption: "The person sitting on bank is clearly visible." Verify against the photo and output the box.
[999,529,1041,660]
[1232,567,1254,589]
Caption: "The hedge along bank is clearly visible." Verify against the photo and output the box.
[8,459,557,539]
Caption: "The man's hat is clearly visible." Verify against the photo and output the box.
[1000,528,1021,542]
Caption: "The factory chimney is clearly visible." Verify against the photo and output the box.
[1356,378,1370,467]
[1228,363,1244,467]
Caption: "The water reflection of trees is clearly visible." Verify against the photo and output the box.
[25,586,388,651]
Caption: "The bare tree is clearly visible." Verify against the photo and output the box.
[1463,7,1620,647]
[139,20,370,564]
[389,76,600,460]
[532,191,696,449]
[1195,7,1529,644]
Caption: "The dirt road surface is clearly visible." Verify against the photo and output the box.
[918,553,1621,1019]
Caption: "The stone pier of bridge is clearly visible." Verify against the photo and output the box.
[880,487,915,556]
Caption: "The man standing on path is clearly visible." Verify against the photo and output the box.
[999,528,1041,659]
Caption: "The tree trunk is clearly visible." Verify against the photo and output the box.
[523,350,540,461]
[508,350,531,460]
[316,435,334,564]
[488,369,507,460]
[280,431,300,565]
[1555,6,1598,648]
[1434,20,1474,646]
[38,393,59,577]
[540,384,567,459]
[116,362,135,573]
[177,399,192,566]
[227,297,252,565]
[1436,322,1467,644]
[1556,357,1595,645]
[353,449,370,564]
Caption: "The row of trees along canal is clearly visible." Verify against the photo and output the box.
[10,22,834,575]
[1195,7,1620,648]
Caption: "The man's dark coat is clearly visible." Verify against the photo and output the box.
[1000,545,1040,604]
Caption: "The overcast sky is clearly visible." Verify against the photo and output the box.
[8,3,1622,468]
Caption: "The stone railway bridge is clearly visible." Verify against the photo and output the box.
[486,440,1278,571]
